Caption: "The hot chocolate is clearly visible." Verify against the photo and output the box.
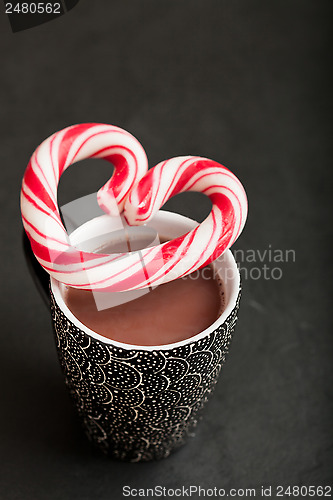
[64,264,224,346]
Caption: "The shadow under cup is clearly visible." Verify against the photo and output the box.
[50,211,241,462]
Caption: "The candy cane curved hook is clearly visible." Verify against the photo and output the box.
[21,125,247,292]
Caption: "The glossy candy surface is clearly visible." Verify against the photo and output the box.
[21,123,247,291]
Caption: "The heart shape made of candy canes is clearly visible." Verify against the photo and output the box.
[20,123,247,292]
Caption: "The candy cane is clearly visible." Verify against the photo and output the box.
[21,125,247,292]
[121,155,247,288]
[20,123,148,290]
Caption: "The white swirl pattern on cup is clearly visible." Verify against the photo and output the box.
[51,289,240,461]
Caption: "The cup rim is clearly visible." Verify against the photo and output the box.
[51,210,240,351]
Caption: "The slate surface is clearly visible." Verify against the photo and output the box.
[0,1,331,499]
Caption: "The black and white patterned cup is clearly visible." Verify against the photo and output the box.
[49,211,241,462]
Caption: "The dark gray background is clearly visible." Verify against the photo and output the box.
[0,1,332,499]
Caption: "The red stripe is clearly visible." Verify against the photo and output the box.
[21,189,61,227]
[23,165,58,214]
[22,215,65,246]
[160,158,190,206]
[57,124,96,174]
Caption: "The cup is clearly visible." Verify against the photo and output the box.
[36,210,241,462]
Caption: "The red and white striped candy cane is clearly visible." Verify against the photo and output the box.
[20,123,148,290]
[122,156,248,289]
[21,124,247,292]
